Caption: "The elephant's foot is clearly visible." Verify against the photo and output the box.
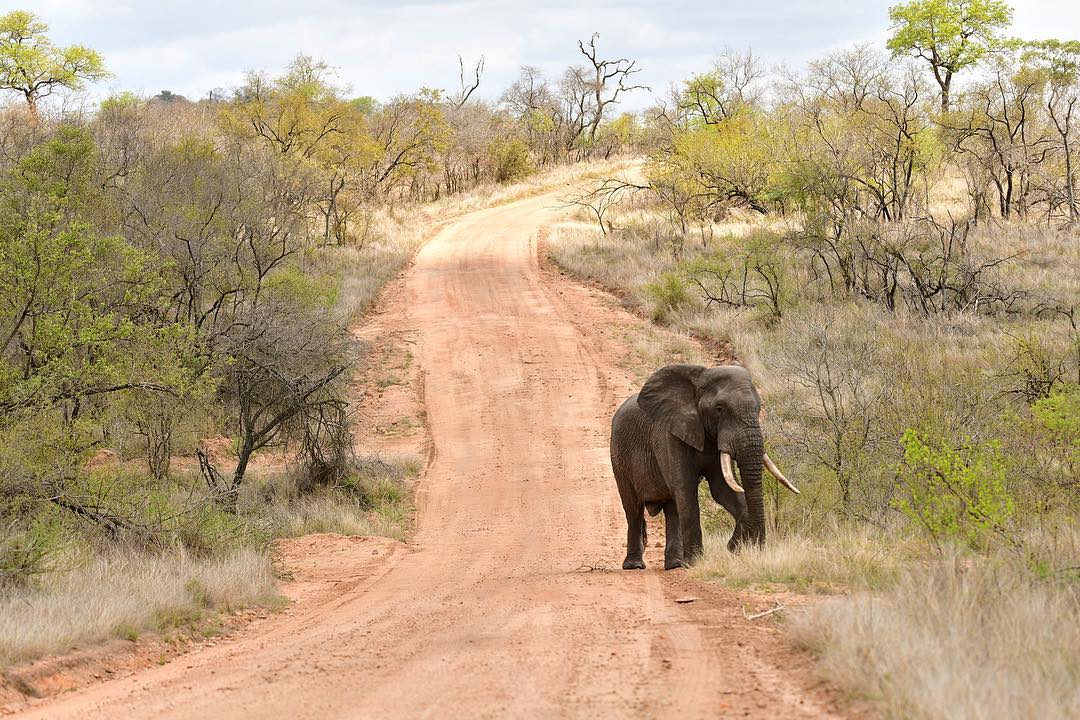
[663,555,688,570]
[622,557,646,570]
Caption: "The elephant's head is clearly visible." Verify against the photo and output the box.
[638,363,798,548]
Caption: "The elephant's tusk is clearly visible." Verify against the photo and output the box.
[720,452,744,493]
[764,453,800,495]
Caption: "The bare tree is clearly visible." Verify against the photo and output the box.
[560,178,646,235]
[453,55,485,108]
[577,33,649,143]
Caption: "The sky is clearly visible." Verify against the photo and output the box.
[7,0,1080,108]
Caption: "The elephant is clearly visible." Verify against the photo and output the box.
[610,363,799,570]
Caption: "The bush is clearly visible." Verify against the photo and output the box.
[0,512,64,587]
[643,270,693,321]
[488,136,534,183]
[1031,384,1080,471]
[897,430,1017,552]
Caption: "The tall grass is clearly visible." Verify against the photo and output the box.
[790,558,1080,719]
[692,528,908,592]
[0,547,278,664]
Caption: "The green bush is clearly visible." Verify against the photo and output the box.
[896,430,1016,552]
[0,512,65,587]
[1031,384,1080,471]
[488,136,533,183]
[644,270,692,321]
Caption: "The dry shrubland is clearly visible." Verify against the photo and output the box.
[0,547,277,664]
[548,6,1079,717]
[1,3,1077,713]
[0,9,643,663]
[552,181,1080,720]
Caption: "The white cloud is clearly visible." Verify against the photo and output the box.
[3,0,1079,106]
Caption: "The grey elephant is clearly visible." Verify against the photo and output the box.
[610,363,798,570]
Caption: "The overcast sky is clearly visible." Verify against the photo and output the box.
[8,1,1080,107]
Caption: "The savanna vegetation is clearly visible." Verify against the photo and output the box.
[547,2,1079,717]
[2,2,1077,715]
[0,10,640,662]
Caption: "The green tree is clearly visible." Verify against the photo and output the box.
[0,10,108,118]
[1024,39,1080,226]
[887,0,1013,112]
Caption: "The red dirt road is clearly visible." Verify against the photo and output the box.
[14,190,848,719]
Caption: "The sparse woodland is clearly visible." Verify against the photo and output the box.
[545,2,1080,717]
[0,11,637,660]
[0,1,1078,716]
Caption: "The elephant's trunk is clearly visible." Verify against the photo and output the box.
[734,427,766,547]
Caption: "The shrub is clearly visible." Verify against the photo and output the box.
[643,270,692,321]
[896,430,1017,552]
[1031,383,1080,471]
[488,136,533,183]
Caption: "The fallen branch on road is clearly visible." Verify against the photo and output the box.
[743,601,785,621]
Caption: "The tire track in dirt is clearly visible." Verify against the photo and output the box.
[12,188,852,719]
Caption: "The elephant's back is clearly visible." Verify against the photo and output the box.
[610,394,667,500]
[611,394,646,436]
[610,394,650,460]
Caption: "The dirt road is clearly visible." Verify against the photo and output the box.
[16,190,846,719]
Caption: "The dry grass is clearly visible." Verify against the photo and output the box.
[692,527,908,593]
[242,455,419,542]
[790,558,1080,719]
[0,547,278,664]
[267,481,411,542]
[549,171,1080,719]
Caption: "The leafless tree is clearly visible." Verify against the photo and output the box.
[577,33,649,144]
[560,178,647,235]
[453,55,485,108]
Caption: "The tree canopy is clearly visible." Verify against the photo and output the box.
[887,0,1014,112]
[0,10,108,116]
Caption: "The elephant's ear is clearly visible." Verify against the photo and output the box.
[638,364,706,452]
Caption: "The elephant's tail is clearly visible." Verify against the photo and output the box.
[645,502,663,517]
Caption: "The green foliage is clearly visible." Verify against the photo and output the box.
[0,511,64,586]
[487,135,533,183]
[350,95,379,114]
[887,0,1014,69]
[887,0,1014,109]
[680,70,728,126]
[0,126,193,424]
[896,430,1016,551]
[643,271,692,321]
[0,10,108,112]
[1022,39,1080,85]
[1031,384,1080,472]
[666,109,780,215]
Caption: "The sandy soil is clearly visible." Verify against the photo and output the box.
[12,189,853,719]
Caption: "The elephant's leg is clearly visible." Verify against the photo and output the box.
[621,498,646,570]
[672,479,704,565]
[662,500,684,570]
[706,466,749,552]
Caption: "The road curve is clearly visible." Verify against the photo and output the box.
[16,190,843,719]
